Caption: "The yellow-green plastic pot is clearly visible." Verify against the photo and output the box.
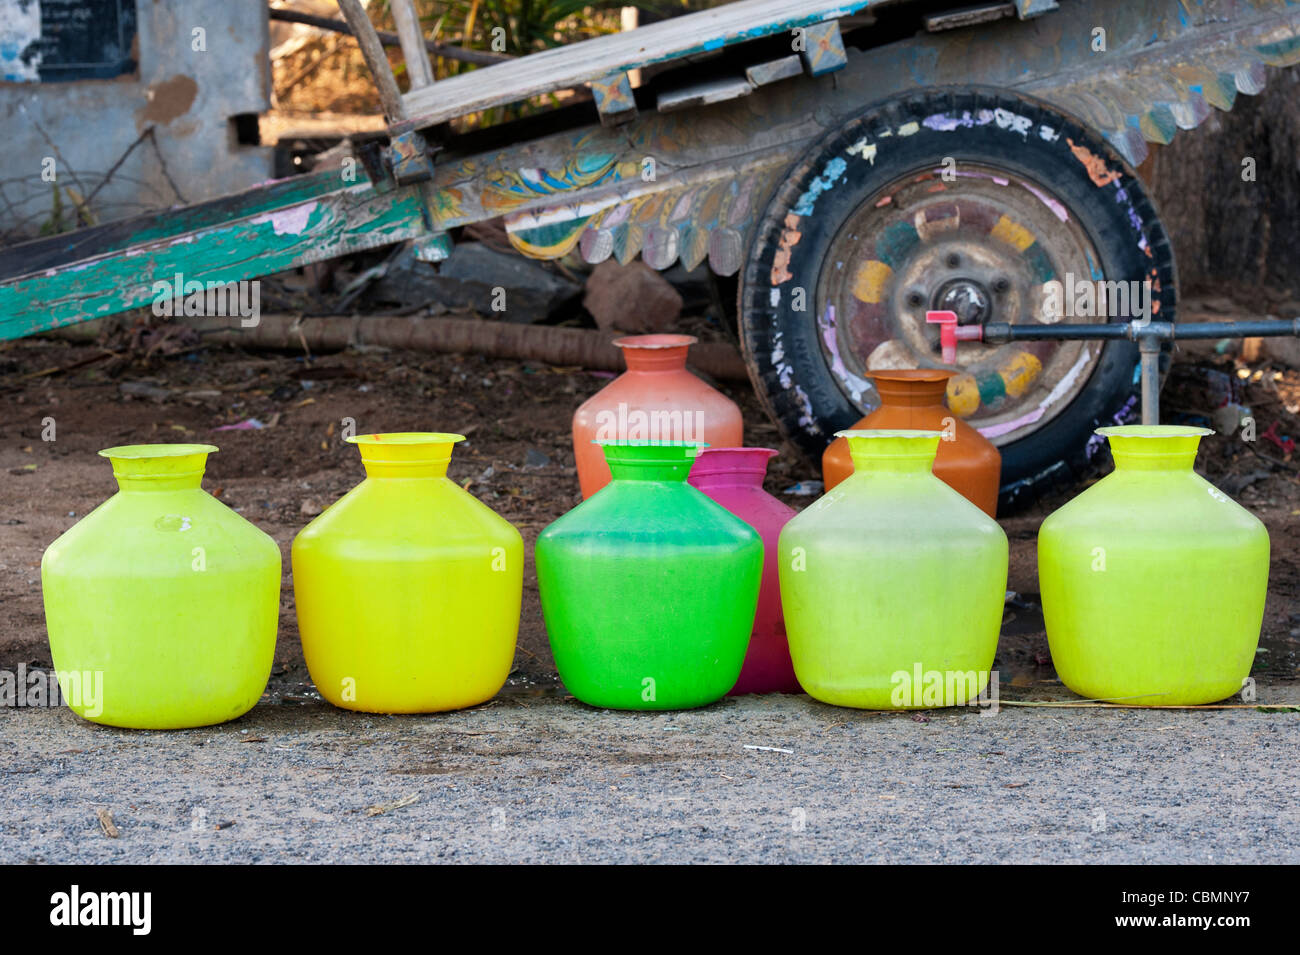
[41,445,281,729]
[292,433,524,713]
[1038,426,1269,704]
[779,430,1008,709]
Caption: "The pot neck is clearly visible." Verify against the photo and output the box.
[1101,426,1209,472]
[840,430,941,477]
[350,432,464,479]
[602,441,704,483]
[101,444,216,492]
[616,334,697,374]
[869,370,954,409]
[688,447,776,490]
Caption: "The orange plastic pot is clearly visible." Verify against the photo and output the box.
[571,334,743,498]
[822,369,1001,516]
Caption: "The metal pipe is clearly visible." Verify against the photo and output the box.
[959,314,1300,426]
[1139,336,1162,425]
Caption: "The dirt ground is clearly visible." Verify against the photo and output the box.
[4,314,1300,691]
[2,312,1298,863]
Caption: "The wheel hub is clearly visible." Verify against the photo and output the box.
[816,163,1108,446]
[932,278,992,325]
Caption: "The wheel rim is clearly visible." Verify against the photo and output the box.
[815,162,1109,446]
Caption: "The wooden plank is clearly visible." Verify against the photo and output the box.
[389,0,436,89]
[398,0,873,129]
[924,3,1014,32]
[0,184,427,340]
[746,54,804,87]
[657,77,753,113]
[0,170,357,282]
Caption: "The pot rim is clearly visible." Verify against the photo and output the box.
[611,334,698,350]
[98,443,219,459]
[346,432,466,445]
[1095,425,1214,439]
[834,429,944,440]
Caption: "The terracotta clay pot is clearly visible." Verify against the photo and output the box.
[822,369,1001,516]
[571,334,744,498]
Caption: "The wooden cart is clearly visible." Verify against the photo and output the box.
[3,0,1299,506]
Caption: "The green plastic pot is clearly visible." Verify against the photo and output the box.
[536,442,762,710]
[1039,426,1269,704]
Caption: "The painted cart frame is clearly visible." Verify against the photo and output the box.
[2,0,1299,504]
[5,0,1298,336]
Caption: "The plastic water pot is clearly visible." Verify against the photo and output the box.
[537,442,762,710]
[1038,426,1269,705]
[571,335,743,498]
[41,444,280,729]
[822,370,1001,516]
[781,430,1007,709]
[688,447,800,694]
[292,433,523,713]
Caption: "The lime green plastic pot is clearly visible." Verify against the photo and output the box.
[41,445,281,729]
[536,442,762,710]
[779,430,1007,709]
[1038,426,1269,704]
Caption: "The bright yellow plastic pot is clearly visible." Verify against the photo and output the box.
[41,444,281,729]
[779,430,1007,709]
[292,433,523,713]
[1038,425,1269,704]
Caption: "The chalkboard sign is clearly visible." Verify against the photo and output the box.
[0,0,138,83]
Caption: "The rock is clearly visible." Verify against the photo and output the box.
[1260,335,1300,370]
[300,500,323,517]
[524,448,550,468]
[119,381,172,401]
[582,260,682,333]
[367,241,581,323]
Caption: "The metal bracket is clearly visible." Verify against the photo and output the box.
[799,20,848,77]
[355,140,396,194]
[1013,0,1059,20]
[588,72,638,127]
[387,129,436,187]
[413,232,453,263]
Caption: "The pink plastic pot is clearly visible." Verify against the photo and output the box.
[688,447,801,694]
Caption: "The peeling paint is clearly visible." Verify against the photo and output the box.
[1066,138,1122,188]
[252,202,318,237]
[771,213,802,285]
[846,138,878,164]
[792,157,847,216]
[819,304,871,404]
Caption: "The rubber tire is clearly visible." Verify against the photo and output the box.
[739,87,1177,512]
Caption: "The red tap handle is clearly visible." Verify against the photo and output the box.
[926,310,984,364]
[927,310,959,364]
